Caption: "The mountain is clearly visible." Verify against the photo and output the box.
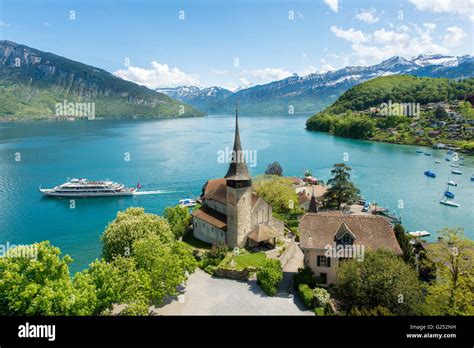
[156,86,233,113]
[158,54,474,116]
[0,41,204,119]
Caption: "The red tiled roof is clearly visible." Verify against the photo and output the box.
[192,205,227,230]
[299,212,402,254]
[202,178,260,207]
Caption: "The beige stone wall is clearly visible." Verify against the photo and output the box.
[251,198,271,228]
[303,248,338,286]
[193,217,226,245]
[203,199,227,215]
[226,185,252,248]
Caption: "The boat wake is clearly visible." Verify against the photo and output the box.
[133,190,176,195]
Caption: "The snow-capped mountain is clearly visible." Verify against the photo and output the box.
[157,54,474,116]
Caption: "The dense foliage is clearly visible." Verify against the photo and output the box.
[264,161,283,176]
[315,75,474,114]
[101,207,174,261]
[0,242,95,315]
[297,284,314,308]
[257,259,283,296]
[253,175,300,214]
[394,224,415,266]
[323,163,360,209]
[423,228,474,316]
[164,205,191,239]
[336,250,424,315]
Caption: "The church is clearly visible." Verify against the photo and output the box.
[191,108,284,249]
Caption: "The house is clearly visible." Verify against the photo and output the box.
[296,184,327,211]
[298,211,402,286]
[191,108,284,249]
[428,130,441,137]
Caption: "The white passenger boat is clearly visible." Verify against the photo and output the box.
[39,178,137,197]
[451,169,463,175]
[447,180,457,187]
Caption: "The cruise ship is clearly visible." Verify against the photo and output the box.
[39,178,138,197]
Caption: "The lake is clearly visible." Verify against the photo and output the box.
[0,115,473,273]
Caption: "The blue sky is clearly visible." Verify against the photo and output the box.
[1,0,473,90]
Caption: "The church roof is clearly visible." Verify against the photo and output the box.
[202,178,260,207]
[224,106,251,181]
[299,212,402,254]
[192,205,227,230]
[248,224,283,243]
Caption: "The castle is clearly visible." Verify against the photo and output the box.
[191,108,284,248]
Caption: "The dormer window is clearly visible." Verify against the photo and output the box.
[341,234,353,245]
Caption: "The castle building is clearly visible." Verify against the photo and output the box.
[191,108,284,249]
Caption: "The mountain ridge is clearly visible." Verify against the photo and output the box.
[0,40,205,119]
[158,54,474,116]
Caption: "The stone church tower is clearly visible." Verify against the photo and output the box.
[225,106,252,248]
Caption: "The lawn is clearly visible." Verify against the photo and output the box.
[220,251,267,270]
[182,230,212,250]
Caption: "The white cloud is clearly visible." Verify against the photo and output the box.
[355,9,380,24]
[423,22,437,31]
[324,0,339,13]
[0,21,9,27]
[443,26,467,47]
[334,24,451,63]
[43,22,52,27]
[330,26,370,44]
[409,0,474,21]
[114,61,200,88]
[247,68,293,84]
[238,78,254,89]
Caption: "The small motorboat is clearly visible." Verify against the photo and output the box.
[447,150,454,155]
[424,171,436,178]
[409,231,431,238]
[450,164,459,168]
[179,198,196,207]
[447,180,457,187]
[435,160,441,164]
[440,199,460,207]
[416,150,424,153]
[471,174,474,182]
[451,169,463,175]
[424,152,432,156]
[445,157,451,162]
[444,191,455,199]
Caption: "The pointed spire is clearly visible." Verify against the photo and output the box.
[308,185,318,213]
[225,100,251,181]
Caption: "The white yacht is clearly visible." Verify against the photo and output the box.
[39,178,137,197]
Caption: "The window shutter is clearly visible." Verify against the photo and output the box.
[327,257,331,267]
[317,256,320,267]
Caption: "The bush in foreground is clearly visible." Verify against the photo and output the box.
[257,259,283,296]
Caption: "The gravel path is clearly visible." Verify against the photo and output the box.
[153,269,311,316]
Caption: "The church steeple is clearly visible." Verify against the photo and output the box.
[308,186,318,213]
[225,102,251,181]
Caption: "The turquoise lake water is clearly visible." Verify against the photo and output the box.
[0,115,473,273]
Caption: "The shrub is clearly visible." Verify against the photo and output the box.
[207,241,229,260]
[293,268,317,289]
[297,284,314,309]
[257,259,283,296]
[313,287,330,307]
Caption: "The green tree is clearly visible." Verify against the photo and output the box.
[257,259,283,296]
[132,235,197,304]
[0,242,96,315]
[423,227,474,316]
[393,224,415,266]
[101,207,174,261]
[323,163,360,209]
[265,161,283,176]
[253,176,300,214]
[164,205,191,239]
[336,250,424,315]
[83,256,152,315]
[434,106,448,119]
